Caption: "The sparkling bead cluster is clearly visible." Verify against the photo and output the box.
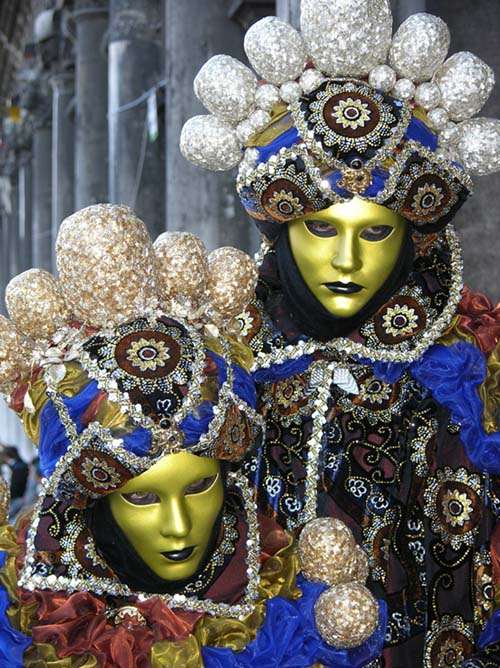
[0,315,30,393]
[298,517,378,648]
[181,1,500,178]
[0,204,258,399]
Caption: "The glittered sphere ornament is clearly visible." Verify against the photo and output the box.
[300,0,393,77]
[154,231,208,307]
[56,204,158,329]
[0,316,29,394]
[180,1,500,235]
[314,582,379,648]
[298,517,367,586]
[207,248,259,318]
[6,269,70,341]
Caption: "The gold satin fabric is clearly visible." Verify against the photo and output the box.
[0,523,300,667]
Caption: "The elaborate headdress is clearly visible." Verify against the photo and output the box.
[181,2,499,237]
[0,204,264,609]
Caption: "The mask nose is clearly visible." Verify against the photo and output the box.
[331,232,362,273]
[159,495,191,538]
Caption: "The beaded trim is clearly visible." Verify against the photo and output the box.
[297,360,339,526]
[289,79,413,173]
[78,316,207,436]
[252,226,463,370]
[236,144,344,224]
[19,471,262,620]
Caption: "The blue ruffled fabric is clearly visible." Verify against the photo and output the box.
[232,364,257,409]
[355,356,408,384]
[180,351,257,445]
[410,341,500,474]
[253,356,313,383]
[478,609,500,649]
[38,380,155,476]
[324,168,390,200]
[251,126,301,165]
[181,402,215,445]
[38,380,100,477]
[404,116,438,151]
[121,427,152,457]
[202,576,387,668]
[0,574,31,668]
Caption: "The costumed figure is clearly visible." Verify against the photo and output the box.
[0,204,386,667]
[180,2,500,666]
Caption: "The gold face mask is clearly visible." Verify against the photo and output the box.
[108,451,223,582]
[288,198,407,318]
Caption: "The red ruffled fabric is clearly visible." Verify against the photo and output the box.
[456,287,500,354]
[20,588,202,668]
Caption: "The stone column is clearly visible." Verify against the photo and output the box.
[8,173,20,282]
[108,0,164,237]
[0,210,9,316]
[50,73,75,267]
[74,0,109,209]
[275,0,300,27]
[391,0,426,26]
[164,0,257,252]
[32,111,53,272]
[426,0,500,302]
[18,157,33,273]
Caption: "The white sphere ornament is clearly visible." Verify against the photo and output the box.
[427,108,449,131]
[241,148,260,169]
[439,122,459,147]
[391,78,416,102]
[301,0,393,78]
[244,17,307,85]
[56,204,158,329]
[194,55,257,124]
[280,81,303,103]
[314,583,379,648]
[236,120,256,145]
[368,65,397,93]
[180,116,242,170]
[434,52,495,122]
[389,13,450,83]
[456,118,500,176]
[248,109,272,133]
[299,69,326,94]
[415,82,441,110]
[255,84,280,112]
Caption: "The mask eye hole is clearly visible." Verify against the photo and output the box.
[185,475,218,496]
[305,220,338,238]
[359,225,394,241]
[122,491,160,506]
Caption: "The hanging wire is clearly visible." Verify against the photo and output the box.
[129,108,150,210]
[110,78,167,115]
